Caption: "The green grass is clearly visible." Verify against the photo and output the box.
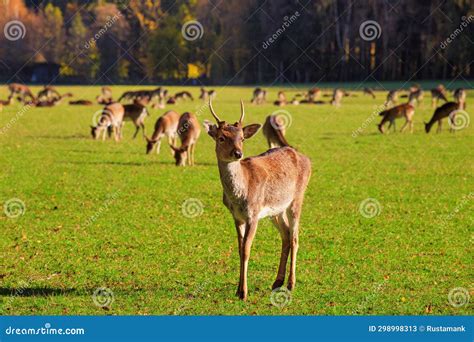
[0,85,472,315]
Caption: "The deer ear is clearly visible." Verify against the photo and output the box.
[203,120,218,139]
[243,124,261,139]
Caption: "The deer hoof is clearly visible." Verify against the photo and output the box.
[287,282,295,291]
[272,279,284,290]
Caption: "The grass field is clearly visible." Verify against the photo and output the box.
[0,85,472,315]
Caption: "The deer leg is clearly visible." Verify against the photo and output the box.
[400,120,409,133]
[156,139,161,154]
[133,124,140,139]
[234,219,245,297]
[239,218,258,300]
[410,121,414,133]
[140,122,146,137]
[437,120,442,133]
[449,114,455,133]
[270,215,290,289]
[287,201,302,291]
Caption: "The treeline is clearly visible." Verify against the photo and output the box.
[0,0,473,84]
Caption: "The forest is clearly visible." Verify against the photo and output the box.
[0,0,473,84]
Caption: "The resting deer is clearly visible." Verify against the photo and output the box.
[145,110,180,154]
[378,102,415,134]
[262,115,290,148]
[273,91,287,107]
[363,87,376,99]
[170,112,201,166]
[331,88,344,106]
[174,91,194,101]
[431,84,448,108]
[251,88,266,105]
[306,88,321,103]
[8,83,35,103]
[453,88,466,110]
[91,103,125,141]
[425,102,460,133]
[384,90,398,108]
[121,103,149,139]
[70,100,93,106]
[199,88,216,101]
[37,86,61,102]
[203,99,311,300]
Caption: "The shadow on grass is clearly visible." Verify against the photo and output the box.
[27,134,89,140]
[0,287,77,297]
[62,160,216,167]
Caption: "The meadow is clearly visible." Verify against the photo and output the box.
[0,84,472,315]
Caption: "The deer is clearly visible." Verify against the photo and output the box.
[174,91,194,102]
[37,86,61,102]
[306,88,321,103]
[170,112,201,166]
[408,87,424,107]
[431,84,448,108]
[203,99,311,300]
[91,102,125,141]
[262,115,290,148]
[97,86,113,105]
[120,102,149,139]
[145,110,180,154]
[70,99,93,106]
[273,91,287,107]
[251,88,266,105]
[453,88,466,110]
[363,87,376,99]
[199,88,216,101]
[424,102,461,134]
[330,88,344,106]
[8,83,35,103]
[377,102,415,134]
[384,90,398,108]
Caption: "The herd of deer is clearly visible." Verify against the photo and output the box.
[0,83,468,300]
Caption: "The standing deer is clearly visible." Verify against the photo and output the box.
[384,90,398,108]
[170,112,201,166]
[330,88,344,106]
[306,88,321,103]
[424,102,460,133]
[363,87,376,99]
[251,88,266,105]
[377,103,415,134]
[145,110,180,154]
[91,103,125,141]
[97,86,113,105]
[408,87,424,106]
[431,84,448,108]
[273,91,287,107]
[203,99,311,300]
[199,88,217,101]
[262,115,290,148]
[453,88,466,110]
[121,103,149,139]
[8,83,35,103]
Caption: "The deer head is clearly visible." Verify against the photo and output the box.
[204,99,261,162]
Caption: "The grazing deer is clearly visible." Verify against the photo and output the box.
[384,90,398,108]
[203,99,311,300]
[425,102,460,133]
[174,91,194,101]
[363,87,376,99]
[145,110,180,154]
[453,88,466,110]
[251,88,266,105]
[170,112,201,166]
[34,93,73,107]
[70,99,93,106]
[273,91,287,107]
[97,86,113,105]
[431,84,448,108]
[8,83,35,103]
[37,86,61,102]
[378,103,415,134]
[306,88,321,103]
[91,103,125,141]
[262,115,290,148]
[408,87,424,106]
[122,103,149,139]
[330,88,344,106]
[199,88,216,101]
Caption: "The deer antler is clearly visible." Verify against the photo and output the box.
[239,99,245,124]
[209,98,221,123]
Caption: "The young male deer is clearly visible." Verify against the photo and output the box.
[262,115,290,148]
[453,88,466,110]
[145,110,180,154]
[203,99,311,300]
[425,102,460,133]
[91,102,125,141]
[122,102,149,139]
[170,112,201,166]
[377,102,415,134]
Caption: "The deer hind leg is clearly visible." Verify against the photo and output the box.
[437,120,442,133]
[239,218,258,300]
[400,119,410,133]
[140,122,146,137]
[270,214,290,290]
[132,124,140,139]
[287,200,303,291]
